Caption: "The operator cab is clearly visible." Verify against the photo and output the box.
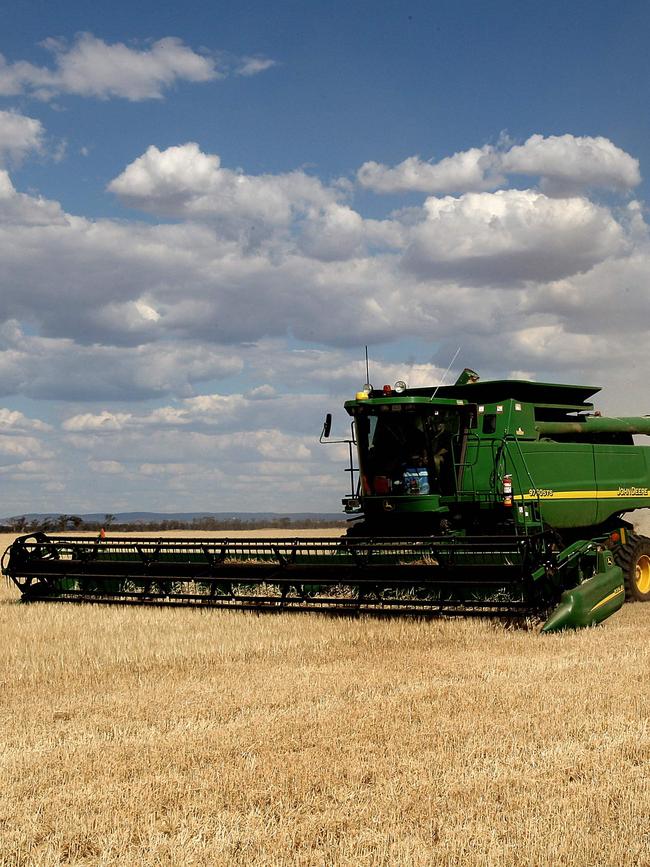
[353,405,463,497]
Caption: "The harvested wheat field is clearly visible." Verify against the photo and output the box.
[1,525,650,867]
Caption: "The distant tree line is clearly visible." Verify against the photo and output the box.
[5,514,347,533]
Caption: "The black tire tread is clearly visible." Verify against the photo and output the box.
[614,534,650,602]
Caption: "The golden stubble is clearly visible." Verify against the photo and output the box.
[1,528,649,866]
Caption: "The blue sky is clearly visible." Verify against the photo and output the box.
[8,1,650,211]
[0,1,649,515]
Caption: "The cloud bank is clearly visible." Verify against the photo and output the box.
[0,130,648,512]
[0,34,274,101]
[358,134,641,196]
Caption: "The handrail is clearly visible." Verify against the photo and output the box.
[502,435,543,533]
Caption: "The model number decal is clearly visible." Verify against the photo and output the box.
[618,486,649,497]
[528,488,554,498]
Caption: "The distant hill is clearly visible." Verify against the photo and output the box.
[3,511,346,525]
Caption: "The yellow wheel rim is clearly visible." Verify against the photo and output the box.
[635,554,650,595]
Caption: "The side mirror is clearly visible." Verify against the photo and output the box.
[321,413,332,439]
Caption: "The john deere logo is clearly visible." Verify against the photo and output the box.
[618,486,649,497]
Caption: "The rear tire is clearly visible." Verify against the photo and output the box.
[614,535,650,602]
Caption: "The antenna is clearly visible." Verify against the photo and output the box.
[365,345,370,387]
[432,346,461,399]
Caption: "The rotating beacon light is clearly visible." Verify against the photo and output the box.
[355,382,373,401]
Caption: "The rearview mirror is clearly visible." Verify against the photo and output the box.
[321,413,332,439]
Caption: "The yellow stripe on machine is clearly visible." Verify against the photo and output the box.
[589,586,625,614]
[517,489,650,501]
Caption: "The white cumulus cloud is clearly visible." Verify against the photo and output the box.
[0,408,51,431]
[0,34,220,101]
[0,110,45,165]
[108,142,338,226]
[501,133,641,195]
[0,169,67,225]
[358,134,640,197]
[358,146,504,194]
[403,189,626,283]
[63,411,131,432]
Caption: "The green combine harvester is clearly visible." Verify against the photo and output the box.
[4,370,650,632]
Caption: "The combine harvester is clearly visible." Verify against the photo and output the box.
[4,370,650,632]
